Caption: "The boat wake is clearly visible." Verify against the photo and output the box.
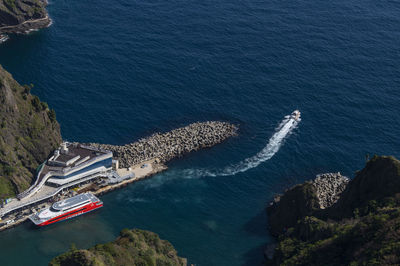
[181,111,301,178]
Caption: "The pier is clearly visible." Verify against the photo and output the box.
[0,121,238,231]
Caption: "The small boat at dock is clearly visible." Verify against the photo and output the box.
[0,34,9,43]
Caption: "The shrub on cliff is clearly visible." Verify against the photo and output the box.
[49,229,187,266]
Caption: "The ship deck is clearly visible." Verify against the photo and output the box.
[52,193,92,210]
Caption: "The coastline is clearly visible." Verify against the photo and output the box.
[0,15,51,34]
[0,159,167,232]
[0,121,238,231]
[264,156,400,265]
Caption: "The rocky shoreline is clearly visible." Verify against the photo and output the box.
[265,156,400,265]
[88,121,238,168]
[0,0,50,34]
[267,172,349,237]
[0,16,51,34]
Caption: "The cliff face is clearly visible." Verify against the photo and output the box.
[330,156,400,218]
[0,65,61,199]
[49,229,187,266]
[266,156,400,265]
[0,0,50,34]
[267,173,348,236]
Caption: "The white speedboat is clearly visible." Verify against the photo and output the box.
[291,110,301,121]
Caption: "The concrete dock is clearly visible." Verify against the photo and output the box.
[0,159,167,231]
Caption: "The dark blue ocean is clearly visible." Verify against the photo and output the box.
[1,0,400,265]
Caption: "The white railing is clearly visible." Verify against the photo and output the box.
[18,153,112,200]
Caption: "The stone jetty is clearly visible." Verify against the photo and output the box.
[87,121,238,168]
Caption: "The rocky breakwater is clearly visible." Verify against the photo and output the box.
[0,0,50,34]
[88,121,238,168]
[265,156,400,265]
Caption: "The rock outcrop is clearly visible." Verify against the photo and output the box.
[265,156,400,265]
[88,121,238,167]
[0,0,50,34]
[49,228,187,266]
[0,65,61,199]
[330,156,400,218]
[267,172,348,236]
[313,172,349,209]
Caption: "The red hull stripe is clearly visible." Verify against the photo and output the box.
[38,201,103,226]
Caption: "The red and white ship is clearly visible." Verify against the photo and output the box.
[29,192,103,226]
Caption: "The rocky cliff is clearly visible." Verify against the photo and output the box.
[0,65,61,199]
[49,228,187,266]
[266,156,400,265]
[0,0,50,34]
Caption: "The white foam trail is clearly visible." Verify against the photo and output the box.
[182,113,301,178]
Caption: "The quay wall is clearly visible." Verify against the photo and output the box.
[87,121,238,168]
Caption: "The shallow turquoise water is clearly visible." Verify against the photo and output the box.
[1,0,400,265]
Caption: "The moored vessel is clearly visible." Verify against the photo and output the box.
[0,34,9,43]
[29,192,103,226]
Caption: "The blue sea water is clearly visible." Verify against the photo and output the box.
[1,0,400,265]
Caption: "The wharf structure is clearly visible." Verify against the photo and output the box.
[0,121,238,226]
[0,142,113,219]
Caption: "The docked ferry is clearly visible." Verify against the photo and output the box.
[29,192,103,226]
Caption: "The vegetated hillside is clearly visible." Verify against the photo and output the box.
[266,156,400,265]
[0,0,49,32]
[0,65,61,199]
[49,229,187,266]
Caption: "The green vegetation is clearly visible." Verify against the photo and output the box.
[267,156,400,265]
[48,109,56,123]
[49,229,187,266]
[3,0,15,10]
[0,65,61,199]
[0,175,15,199]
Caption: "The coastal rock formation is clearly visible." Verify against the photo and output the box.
[88,121,238,167]
[265,156,400,265]
[330,156,400,218]
[0,65,61,199]
[313,172,349,209]
[0,0,50,34]
[267,182,320,237]
[267,172,348,236]
[49,228,187,266]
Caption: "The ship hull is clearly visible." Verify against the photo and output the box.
[35,201,103,226]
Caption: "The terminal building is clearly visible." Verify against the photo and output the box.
[0,142,115,219]
[17,142,113,199]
